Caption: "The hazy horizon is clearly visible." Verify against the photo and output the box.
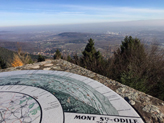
[0,19,164,34]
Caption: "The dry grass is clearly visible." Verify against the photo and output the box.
[11,54,24,67]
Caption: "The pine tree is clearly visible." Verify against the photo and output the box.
[54,49,61,59]
[110,36,147,90]
[82,38,96,61]
[81,38,103,71]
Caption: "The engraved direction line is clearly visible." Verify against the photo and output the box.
[21,70,31,75]
[31,89,38,92]
[62,72,71,77]
[47,95,52,97]
[6,85,15,90]
[16,85,23,89]
[58,74,88,86]
[102,91,112,95]
[55,72,67,76]
[26,70,32,74]
[68,73,76,77]
[80,78,89,82]
[38,93,49,97]
[117,109,131,112]
[26,71,35,75]
[27,70,39,76]
[109,98,120,101]
[94,86,104,89]
[39,91,48,94]
[32,115,40,122]
[50,103,59,106]
[107,94,118,99]
[47,70,56,74]
[31,70,39,74]
[0,86,5,89]
[19,86,28,92]
[56,71,65,76]
[48,101,58,104]
[5,86,10,90]
[86,81,94,84]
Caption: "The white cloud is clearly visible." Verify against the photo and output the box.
[58,4,164,13]
[119,7,164,13]
[1,4,164,27]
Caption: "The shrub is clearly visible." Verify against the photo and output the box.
[0,56,7,69]
[67,55,72,62]
[37,54,45,62]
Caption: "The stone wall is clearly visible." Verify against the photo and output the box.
[0,59,164,123]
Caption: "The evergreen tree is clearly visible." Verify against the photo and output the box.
[54,49,61,59]
[82,38,102,62]
[67,55,72,62]
[108,36,164,100]
[81,38,103,71]
[37,54,45,62]
[0,56,7,69]
[95,51,102,62]
[73,54,80,65]
[110,36,147,90]
[82,38,96,60]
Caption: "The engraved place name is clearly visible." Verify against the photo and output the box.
[74,115,139,123]
[74,115,96,121]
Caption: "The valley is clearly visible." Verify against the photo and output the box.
[0,26,164,59]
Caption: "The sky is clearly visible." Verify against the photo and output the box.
[0,0,164,27]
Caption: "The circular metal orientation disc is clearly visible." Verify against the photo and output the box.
[0,70,144,123]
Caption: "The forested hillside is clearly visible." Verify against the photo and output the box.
[64,36,164,100]
[0,47,38,68]
[0,47,17,67]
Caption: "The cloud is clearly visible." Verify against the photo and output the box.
[8,3,164,14]
[58,4,164,13]
[0,3,164,27]
[119,7,164,13]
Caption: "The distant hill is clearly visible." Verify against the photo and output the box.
[48,32,96,39]
[0,47,38,67]
[57,32,94,38]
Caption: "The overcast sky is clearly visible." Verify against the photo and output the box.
[0,0,164,27]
